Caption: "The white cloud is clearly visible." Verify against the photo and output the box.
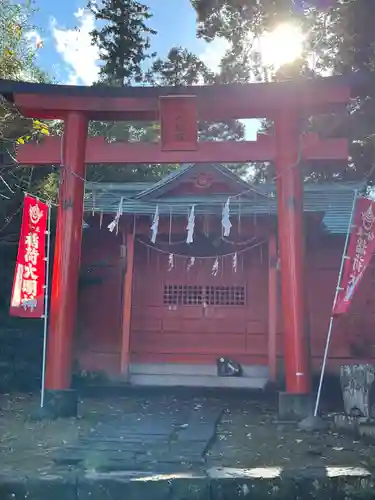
[51,8,99,85]
[199,38,230,73]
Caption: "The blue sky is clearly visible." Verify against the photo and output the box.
[28,0,258,138]
[29,0,228,85]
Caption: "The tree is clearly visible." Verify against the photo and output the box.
[191,0,375,184]
[146,47,215,86]
[0,0,48,82]
[0,0,54,221]
[88,0,156,85]
[0,0,51,145]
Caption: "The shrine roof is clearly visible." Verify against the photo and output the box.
[84,180,363,234]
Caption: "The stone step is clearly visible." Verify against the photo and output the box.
[129,363,269,378]
[129,373,268,389]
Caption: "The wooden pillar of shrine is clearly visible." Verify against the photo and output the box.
[275,108,312,419]
[268,232,278,383]
[44,112,88,418]
[120,228,135,377]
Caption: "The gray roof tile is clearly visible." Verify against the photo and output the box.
[84,180,363,234]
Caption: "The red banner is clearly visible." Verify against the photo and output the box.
[10,195,48,318]
[333,196,375,315]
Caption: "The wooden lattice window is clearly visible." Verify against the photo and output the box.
[163,285,245,306]
[163,285,203,305]
[205,286,245,306]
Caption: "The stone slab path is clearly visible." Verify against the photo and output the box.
[53,404,222,472]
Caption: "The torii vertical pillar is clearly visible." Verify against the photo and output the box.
[275,107,312,420]
[44,112,88,418]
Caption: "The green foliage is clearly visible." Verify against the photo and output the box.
[0,0,55,247]
[191,0,375,184]
[88,0,157,85]
[192,0,299,42]
[0,0,52,145]
[86,119,177,183]
[146,47,215,86]
[0,0,48,82]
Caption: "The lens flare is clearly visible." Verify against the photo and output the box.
[259,23,305,69]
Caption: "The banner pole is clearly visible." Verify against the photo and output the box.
[40,201,52,409]
[313,189,358,417]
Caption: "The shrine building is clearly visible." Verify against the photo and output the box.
[79,167,371,389]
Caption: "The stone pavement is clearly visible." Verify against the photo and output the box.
[1,391,375,498]
[53,403,221,472]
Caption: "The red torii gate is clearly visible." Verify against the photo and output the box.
[0,78,349,418]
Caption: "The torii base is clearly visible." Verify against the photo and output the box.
[278,392,313,421]
[298,414,329,432]
[30,390,78,420]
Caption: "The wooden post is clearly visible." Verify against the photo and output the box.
[120,229,135,376]
[268,232,278,383]
[275,109,311,395]
[45,112,88,394]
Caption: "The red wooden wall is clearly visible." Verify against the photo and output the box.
[130,241,269,366]
[76,227,375,378]
[306,237,375,371]
[76,225,123,376]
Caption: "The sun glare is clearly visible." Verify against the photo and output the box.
[259,23,305,69]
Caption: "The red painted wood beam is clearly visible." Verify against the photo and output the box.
[14,95,158,121]
[16,134,348,165]
[10,78,350,121]
[45,112,88,391]
[275,110,311,395]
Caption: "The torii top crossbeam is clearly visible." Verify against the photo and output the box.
[0,76,351,121]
